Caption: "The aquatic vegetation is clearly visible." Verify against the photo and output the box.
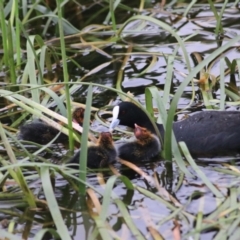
[0,0,240,239]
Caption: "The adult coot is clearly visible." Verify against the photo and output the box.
[68,132,117,168]
[118,124,161,162]
[109,101,240,157]
[19,107,85,144]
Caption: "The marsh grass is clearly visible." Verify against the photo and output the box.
[1,0,240,239]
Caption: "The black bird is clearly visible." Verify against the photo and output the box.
[118,124,161,162]
[19,107,85,144]
[19,121,68,144]
[109,101,240,157]
[68,132,117,168]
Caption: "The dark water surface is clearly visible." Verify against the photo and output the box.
[1,0,240,239]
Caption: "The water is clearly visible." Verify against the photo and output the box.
[1,1,240,239]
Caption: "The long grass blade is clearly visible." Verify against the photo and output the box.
[179,142,224,198]
[35,229,61,240]
[57,0,74,150]
[145,86,193,177]
[100,175,133,221]
[0,123,36,207]
[79,85,93,194]
[115,199,145,240]
[220,58,226,110]
[41,166,71,240]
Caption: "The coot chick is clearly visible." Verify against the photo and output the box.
[19,121,68,144]
[68,132,117,168]
[118,124,161,162]
[19,107,85,144]
[110,101,240,157]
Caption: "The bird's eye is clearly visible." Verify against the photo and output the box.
[121,110,126,114]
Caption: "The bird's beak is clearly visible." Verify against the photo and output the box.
[109,119,120,132]
[109,106,120,132]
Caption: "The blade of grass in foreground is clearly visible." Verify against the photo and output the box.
[208,0,226,35]
[219,58,226,110]
[41,166,71,240]
[162,54,175,108]
[57,0,74,151]
[0,1,8,68]
[237,59,240,82]
[87,188,121,239]
[99,176,143,239]
[100,175,134,221]
[0,123,36,207]
[135,185,193,220]
[179,142,223,198]
[7,22,17,85]
[91,216,115,240]
[35,229,61,240]
[79,85,93,194]
[194,212,203,240]
[108,0,120,31]
[26,35,42,102]
[145,86,193,177]
[115,199,145,240]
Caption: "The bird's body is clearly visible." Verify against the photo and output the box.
[19,121,68,144]
[19,107,85,144]
[68,132,117,168]
[118,124,161,162]
[110,102,240,157]
[173,111,240,156]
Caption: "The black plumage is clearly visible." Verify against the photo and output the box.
[68,132,117,168]
[110,101,240,157]
[118,124,161,162]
